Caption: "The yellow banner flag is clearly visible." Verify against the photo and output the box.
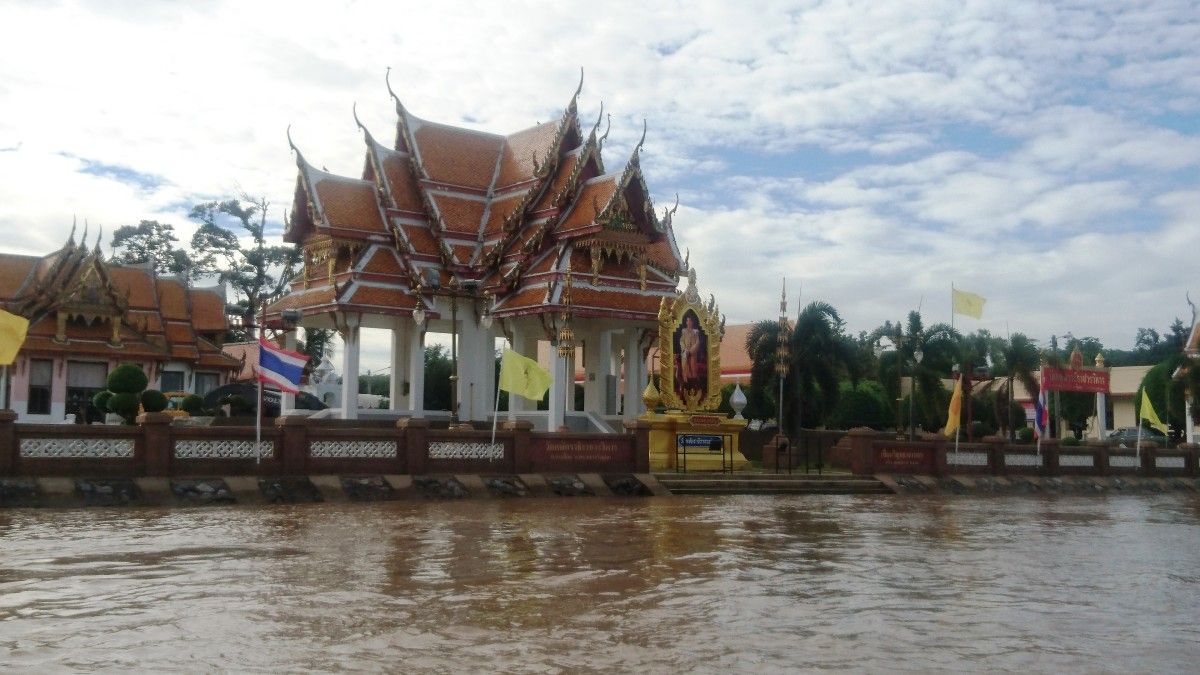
[0,309,29,366]
[943,375,963,436]
[498,348,552,401]
[1140,389,1168,434]
[952,287,986,319]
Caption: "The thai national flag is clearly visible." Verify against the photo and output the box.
[257,338,309,394]
[1033,388,1049,438]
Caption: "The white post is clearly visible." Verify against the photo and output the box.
[281,331,298,415]
[0,364,7,411]
[548,346,566,431]
[389,317,409,411]
[1095,391,1108,440]
[622,329,641,421]
[340,316,360,420]
[407,321,425,415]
[1186,399,1195,444]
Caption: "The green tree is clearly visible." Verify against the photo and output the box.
[785,301,858,432]
[423,344,453,411]
[826,380,890,430]
[188,195,302,333]
[744,319,787,422]
[110,220,191,277]
[1137,356,1189,437]
[996,333,1041,439]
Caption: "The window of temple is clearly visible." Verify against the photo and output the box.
[194,372,218,396]
[160,371,185,392]
[67,361,108,424]
[28,359,53,415]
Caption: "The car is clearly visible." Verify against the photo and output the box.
[1106,426,1168,448]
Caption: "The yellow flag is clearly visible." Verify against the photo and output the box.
[1139,389,1168,434]
[952,287,986,319]
[943,375,963,436]
[498,348,552,401]
[0,309,29,366]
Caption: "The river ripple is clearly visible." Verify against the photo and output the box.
[1,495,1198,673]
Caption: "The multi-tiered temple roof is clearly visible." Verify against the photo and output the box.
[0,226,238,370]
[266,74,686,325]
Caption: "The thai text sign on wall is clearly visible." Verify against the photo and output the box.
[874,446,934,473]
[1041,367,1110,393]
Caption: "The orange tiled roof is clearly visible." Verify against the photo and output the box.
[495,122,559,189]
[534,152,580,211]
[361,247,406,276]
[400,224,439,257]
[109,266,159,309]
[346,285,418,309]
[495,285,549,312]
[156,278,190,320]
[413,122,504,190]
[265,286,338,313]
[558,176,618,231]
[429,194,486,235]
[314,176,387,235]
[0,254,38,301]
[189,289,226,332]
[379,151,425,212]
[645,238,681,274]
[569,287,665,315]
[483,194,525,236]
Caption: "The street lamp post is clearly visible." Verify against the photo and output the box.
[909,347,923,441]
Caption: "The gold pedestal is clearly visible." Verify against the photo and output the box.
[639,410,749,472]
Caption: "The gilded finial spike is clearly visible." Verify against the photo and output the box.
[385,66,404,112]
[81,219,89,247]
[635,118,647,153]
[67,216,77,247]
[352,102,365,132]
[598,113,612,149]
[94,225,102,254]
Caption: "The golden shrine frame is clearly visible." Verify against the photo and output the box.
[656,269,725,412]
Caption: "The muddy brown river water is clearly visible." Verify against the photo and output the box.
[1,495,1198,673]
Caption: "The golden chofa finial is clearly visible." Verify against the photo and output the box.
[1095,352,1106,368]
[642,374,661,410]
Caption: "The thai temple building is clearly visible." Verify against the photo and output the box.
[0,228,239,422]
[265,75,686,430]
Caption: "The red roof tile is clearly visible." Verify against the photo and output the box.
[534,152,579,211]
[380,152,425,212]
[495,122,558,189]
[430,194,486,235]
[109,266,158,309]
[361,247,406,276]
[346,285,418,309]
[483,194,525,236]
[315,177,388,235]
[189,289,226,332]
[413,123,504,190]
[400,224,439,257]
[156,278,190,320]
[558,177,617,231]
[0,254,37,300]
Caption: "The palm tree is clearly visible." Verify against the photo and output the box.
[786,301,857,434]
[998,333,1040,439]
[745,319,787,422]
[870,312,959,435]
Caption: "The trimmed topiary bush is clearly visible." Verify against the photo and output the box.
[141,389,168,413]
[107,392,141,423]
[220,394,253,417]
[1060,435,1080,447]
[107,364,149,394]
[181,394,205,415]
[1016,427,1034,443]
[92,390,113,412]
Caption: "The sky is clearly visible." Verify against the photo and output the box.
[1,0,1197,373]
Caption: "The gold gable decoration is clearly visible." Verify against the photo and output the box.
[656,268,725,412]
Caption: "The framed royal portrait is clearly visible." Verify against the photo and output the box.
[657,269,723,412]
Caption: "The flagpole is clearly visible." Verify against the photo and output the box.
[491,350,504,445]
[1136,401,1143,465]
[255,303,265,465]
[1,364,7,411]
[950,282,955,332]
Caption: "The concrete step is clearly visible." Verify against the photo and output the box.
[666,486,893,495]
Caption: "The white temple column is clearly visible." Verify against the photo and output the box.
[623,329,642,421]
[407,322,425,415]
[339,316,360,420]
[389,318,409,411]
[1186,399,1195,444]
[1095,391,1108,440]
[548,346,567,431]
[281,331,297,414]
[583,328,613,415]
[508,324,535,414]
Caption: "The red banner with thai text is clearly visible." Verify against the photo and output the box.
[1041,366,1109,393]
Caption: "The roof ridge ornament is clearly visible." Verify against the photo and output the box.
[67,216,77,248]
[634,118,647,154]
[94,225,102,255]
[352,102,366,133]
[385,66,405,113]
[598,113,611,152]
[81,219,89,248]
[569,67,584,112]
[661,193,679,230]
[589,101,605,140]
